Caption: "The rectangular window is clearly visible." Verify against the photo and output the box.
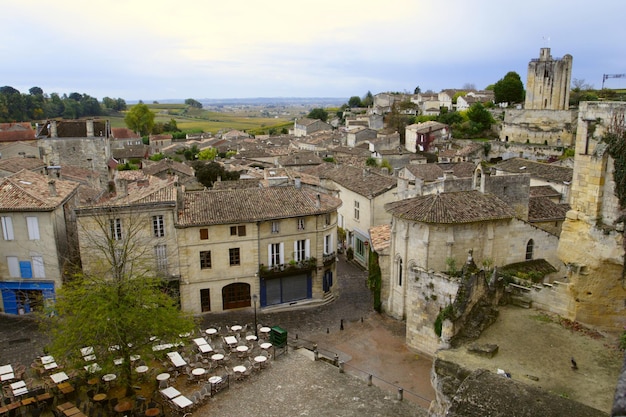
[26,217,40,240]
[7,256,19,277]
[199,228,209,240]
[230,225,246,236]
[295,239,307,262]
[229,248,240,266]
[270,243,281,266]
[325,213,331,226]
[152,215,165,238]
[32,256,45,278]
[356,238,365,257]
[1,217,14,240]
[19,261,32,278]
[200,289,211,312]
[200,251,212,269]
[354,201,360,220]
[155,244,168,272]
[297,218,305,230]
[110,218,122,240]
[324,234,333,255]
[271,221,280,234]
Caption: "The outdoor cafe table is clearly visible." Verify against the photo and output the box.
[0,373,14,382]
[102,374,116,382]
[171,395,193,409]
[230,325,242,332]
[205,328,217,336]
[198,344,213,353]
[114,401,133,414]
[167,352,186,368]
[10,381,27,397]
[232,365,246,373]
[246,335,258,341]
[40,356,55,365]
[0,365,12,376]
[211,353,224,362]
[145,408,160,417]
[208,376,222,384]
[191,368,205,376]
[156,373,170,381]
[135,365,149,374]
[160,386,181,399]
[193,337,209,346]
[50,371,69,384]
[43,362,58,370]
[259,326,271,335]
[236,345,249,353]
[260,342,272,350]
[254,356,267,364]
[224,336,237,346]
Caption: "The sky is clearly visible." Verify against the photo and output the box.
[2,0,626,102]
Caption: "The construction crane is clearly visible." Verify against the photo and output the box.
[602,73,626,89]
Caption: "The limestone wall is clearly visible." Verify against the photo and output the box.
[489,141,566,162]
[499,109,577,147]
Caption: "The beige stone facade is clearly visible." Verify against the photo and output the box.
[557,101,626,331]
[525,48,572,111]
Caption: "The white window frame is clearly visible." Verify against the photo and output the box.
[26,216,40,240]
[324,234,333,255]
[297,218,305,230]
[1,217,14,240]
[268,242,284,266]
[153,215,165,238]
[271,221,280,234]
[110,218,122,240]
[294,239,310,262]
[354,201,360,220]
[32,256,45,278]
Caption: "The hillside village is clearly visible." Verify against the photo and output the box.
[0,47,625,416]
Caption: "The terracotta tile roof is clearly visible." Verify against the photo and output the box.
[143,159,194,177]
[369,224,391,252]
[0,157,46,173]
[323,165,396,198]
[528,197,570,222]
[0,170,79,211]
[529,185,561,198]
[437,162,476,178]
[57,165,100,183]
[112,145,149,159]
[279,151,323,166]
[88,175,178,207]
[0,123,36,142]
[178,187,342,227]
[385,190,514,224]
[405,164,444,182]
[211,178,261,190]
[111,127,140,139]
[494,158,573,183]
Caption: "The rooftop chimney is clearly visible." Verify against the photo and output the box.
[48,180,57,197]
[316,193,321,209]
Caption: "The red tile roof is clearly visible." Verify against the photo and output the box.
[0,170,79,211]
[0,123,36,142]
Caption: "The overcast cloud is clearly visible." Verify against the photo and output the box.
[2,0,625,101]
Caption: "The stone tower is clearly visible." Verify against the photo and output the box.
[524,48,573,110]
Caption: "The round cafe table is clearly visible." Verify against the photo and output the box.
[211,353,224,362]
[102,374,117,382]
[93,393,107,403]
[191,368,206,376]
[156,373,170,381]
[233,365,246,373]
[114,401,133,413]
[254,356,267,364]
[231,325,242,332]
[205,328,217,335]
[236,345,249,353]
[246,335,258,341]
[145,408,160,417]
[260,342,272,350]
[135,365,149,373]
[208,376,222,384]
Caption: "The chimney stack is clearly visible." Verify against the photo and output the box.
[316,193,321,209]
[48,180,57,197]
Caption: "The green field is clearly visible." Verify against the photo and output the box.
[109,103,295,135]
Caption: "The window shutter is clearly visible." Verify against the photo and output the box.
[32,256,45,278]
[267,244,272,266]
[293,241,298,260]
[279,242,285,265]
[26,217,40,240]
[305,239,310,258]
[2,217,14,240]
[7,256,19,277]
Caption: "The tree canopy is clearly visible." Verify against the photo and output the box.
[307,108,329,122]
[193,161,240,187]
[493,71,525,105]
[185,98,203,109]
[43,208,195,396]
[124,103,156,136]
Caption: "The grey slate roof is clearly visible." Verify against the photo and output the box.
[178,187,342,227]
[385,190,514,224]
[528,197,570,222]
[494,158,573,183]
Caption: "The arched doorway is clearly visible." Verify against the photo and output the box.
[222,282,251,310]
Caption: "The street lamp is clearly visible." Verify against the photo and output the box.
[252,294,258,338]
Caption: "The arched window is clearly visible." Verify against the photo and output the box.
[398,258,403,286]
[526,239,534,260]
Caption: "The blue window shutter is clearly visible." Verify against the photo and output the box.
[19,261,32,278]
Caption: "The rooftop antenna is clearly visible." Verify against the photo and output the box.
[602,74,626,89]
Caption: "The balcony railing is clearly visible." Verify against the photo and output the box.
[323,251,336,265]
[259,257,317,278]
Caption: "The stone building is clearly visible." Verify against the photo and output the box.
[0,170,80,314]
[557,101,626,331]
[293,118,333,137]
[525,47,572,111]
[175,186,342,313]
[405,121,450,153]
[499,48,577,147]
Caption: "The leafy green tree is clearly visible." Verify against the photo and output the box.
[348,96,362,108]
[362,91,374,107]
[43,208,195,396]
[125,103,155,136]
[466,102,494,130]
[414,86,421,94]
[385,102,412,144]
[198,147,217,161]
[0,86,25,122]
[192,161,240,187]
[307,108,328,122]
[163,118,179,132]
[365,157,378,167]
[185,98,203,109]
[437,110,464,126]
[149,153,165,161]
[493,71,525,105]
